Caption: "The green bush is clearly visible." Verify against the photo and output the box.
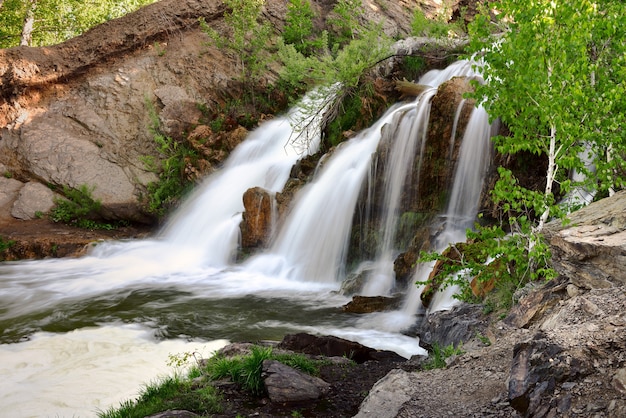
[143,98,197,217]
[283,0,321,56]
[204,345,322,396]
[49,184,114,229]
[0,236,16,261]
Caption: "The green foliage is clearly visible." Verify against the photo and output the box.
[277,10,392,149]
[200,0,272,86]
[283,0,321,56]
[0,0,155,48]
[97,375,222,418]
[411,7,458,39]
[468,0,626,217]
[325,90,363,146]
[419,0,626,310]
[204,345,322,396]
[143,98,197,217]
[400,56,427,81]
[422,343,464,370]
[417,165,559,309]
[410,0,469,40]
[205,345,272,395]
[0,236,16,261]
[326,0,365,47]
[49,184,113,230]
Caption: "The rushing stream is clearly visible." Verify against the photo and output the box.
[0,61,492,417]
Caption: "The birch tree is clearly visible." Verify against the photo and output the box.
[0,0,155,48]
[469,0,625,230]
[419,0,626,307]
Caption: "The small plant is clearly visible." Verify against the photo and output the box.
[0,236,16,261]
[476,333,491,346]
[204,345,323,396]
[283,0,322,56]
[422,342,464,370]
[199,0,272,87]
[49,184,113,229]
[142,97,198,217]
[3,171,12,178]
[153,41,166,56]
[410,3,465,39]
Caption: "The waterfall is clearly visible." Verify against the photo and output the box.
[360,91,434,296]
[246,60,482,288]
[0,60,497,415]
[403,105,495,316]
[159,88,332,266]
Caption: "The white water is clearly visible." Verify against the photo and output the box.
[161,90,330,266]
[0,324,228,417]
[403,105,494,317]
[0,61,493,415]
[361,91,434,296]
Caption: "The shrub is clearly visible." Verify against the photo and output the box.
[49,184,114,229]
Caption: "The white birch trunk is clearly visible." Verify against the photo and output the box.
[20,0,37,46]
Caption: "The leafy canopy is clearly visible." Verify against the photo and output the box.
[420,0,626,308]
[0,0,155,47]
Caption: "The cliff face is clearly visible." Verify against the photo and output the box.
[0,0,477,225]
[0,0,432,222]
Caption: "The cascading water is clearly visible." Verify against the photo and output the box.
[403,105,495,317]
[160,90,330,266]
[0,60,493,416]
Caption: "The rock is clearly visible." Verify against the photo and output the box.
[341,295,402,313]
[544,189,626,289]
[278,333,405,364]
[16,111,147,221]
[240,187,274,249]
[415,302,488,349]
[613,368,626,395]
[508,332,594,417]
[504,277,567,329]
[11,182,57,220]
[0,177,24,220]
[505,286,626,417]
[353,369,418,418]
[262,359,330,403]
[145,411,199,418]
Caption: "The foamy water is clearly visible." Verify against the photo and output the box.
[0,324,228,417]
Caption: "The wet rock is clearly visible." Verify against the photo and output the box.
[262,359,330,403]
[240,187,274,249]
[278,333,405,364]
[341,295,403,313]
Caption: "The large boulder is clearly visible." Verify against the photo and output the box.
[506,286,626,417]
[10,181,57,220]
[262,359,331,403]
[544,189,626,289]
[240,187,274,249]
